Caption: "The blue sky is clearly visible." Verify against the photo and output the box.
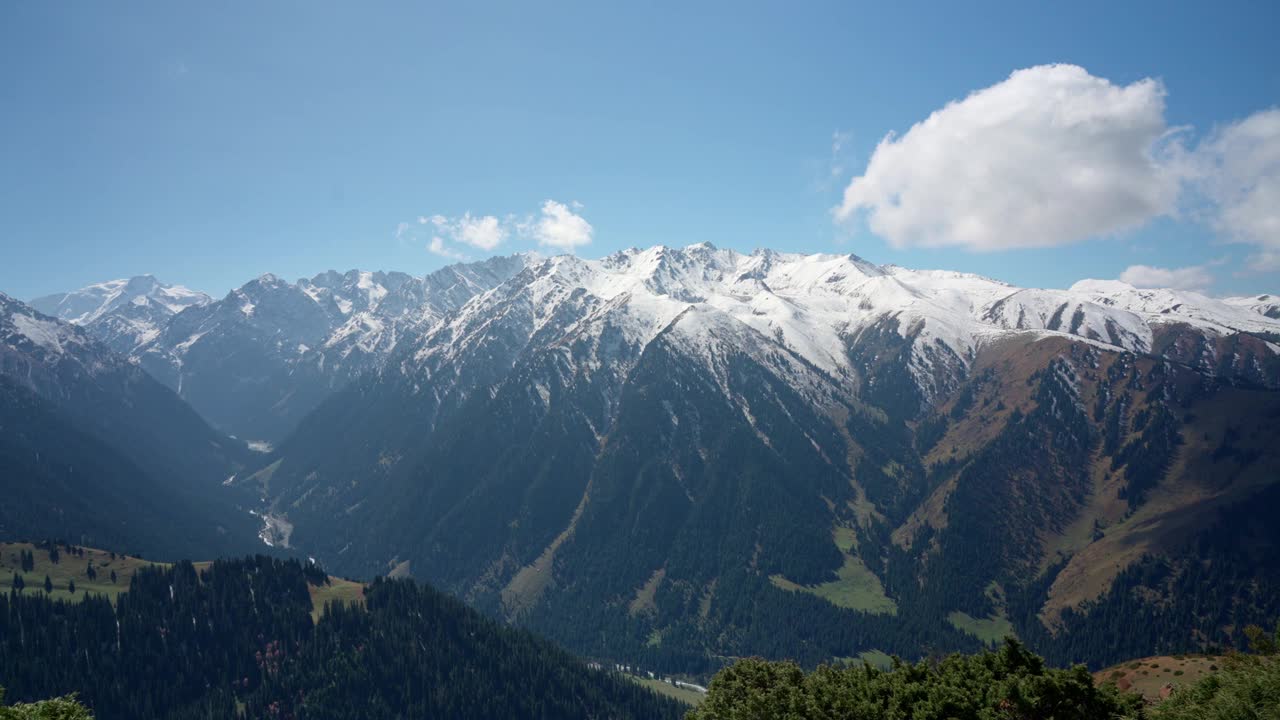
[1,1,1277,300]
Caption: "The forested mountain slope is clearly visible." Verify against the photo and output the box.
[0,553,684,720]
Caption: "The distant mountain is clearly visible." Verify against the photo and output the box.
[241,244,1280,673]
[1223,293,1280,320]
[29,275,210,356]
[126,259,529,442]
[0,293,261,559]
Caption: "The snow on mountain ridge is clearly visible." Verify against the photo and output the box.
[1219,294,1280,321]
[396,244,1279,416]
[30,275,210,326]
[0,293,131,397]
[19,247,1278,442]
[25,276,211,359]
[1069,279,1278,336]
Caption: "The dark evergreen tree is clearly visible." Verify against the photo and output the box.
[0,556,684,720]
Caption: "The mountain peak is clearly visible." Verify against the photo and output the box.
[28,275,210,334]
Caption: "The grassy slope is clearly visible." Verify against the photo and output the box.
[631,677,706,706]
[948,611,1016,646]
[769,525,897,615]
[0,541,364,619]
[308,576,366,621]
[1093,654,1228,702]
[0,542,156,604]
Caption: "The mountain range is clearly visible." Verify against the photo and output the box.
[8,243,1280,674]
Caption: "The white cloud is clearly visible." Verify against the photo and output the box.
[427,236,467,260]
[1191,108,1280,271]
[1118,264,1214,292]
[529,200,593,250]
[426,213,507,251]
[410,212,508,252]
[834,64,1180,250]
[402,200,593,257]
[459,214,506,250]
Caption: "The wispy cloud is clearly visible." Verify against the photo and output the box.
[1189,108,1280,272]
[428,236,468,260]
[828,129,853,180]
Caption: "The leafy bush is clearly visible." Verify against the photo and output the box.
[0,688,92,720]
[687,639,1143,720]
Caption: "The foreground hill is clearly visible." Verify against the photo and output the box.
[0,294,261,560]
[1093,654,1230,703]
[0,549,684,720]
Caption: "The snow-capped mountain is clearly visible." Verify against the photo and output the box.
[0,291,123,399]
[239,244,1278,674]
[29,275,211,357]
[397,244,1279,412]
[38,245,1278,441]
[127,257,530,441]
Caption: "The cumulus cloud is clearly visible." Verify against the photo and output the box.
[1191,108,1280,271]
[834,64,1180,250]
[428,213,507,251]
[1118,264,1214,292]
[529,200,593,250]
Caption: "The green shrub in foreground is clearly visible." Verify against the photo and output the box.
[688,639,1144,720]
